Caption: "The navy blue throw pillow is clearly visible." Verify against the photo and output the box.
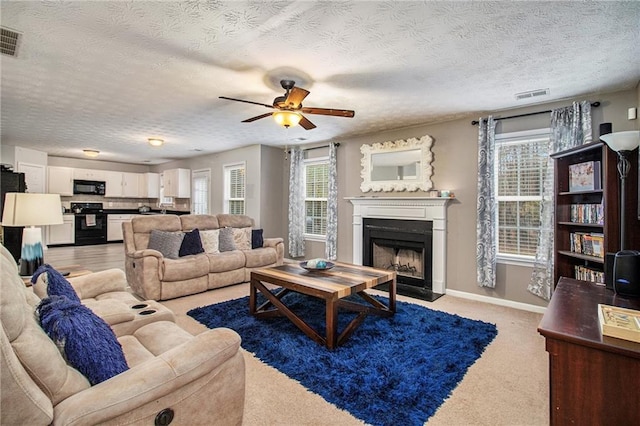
[31,264,81,303]
[37,295,129,385]
[179,228,205,257]
[251,229,264,249]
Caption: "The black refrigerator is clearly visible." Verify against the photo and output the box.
[1,169,27,263]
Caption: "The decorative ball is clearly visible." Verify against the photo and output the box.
[317,260,327,269]
[307,259,317,268]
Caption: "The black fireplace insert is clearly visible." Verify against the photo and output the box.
[363,218,441,301]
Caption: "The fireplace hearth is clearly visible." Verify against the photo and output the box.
[363,218,442,302]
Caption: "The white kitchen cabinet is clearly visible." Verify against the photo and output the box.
[104,171,124,197]
[163,168,191,198]
[47,166,74,196]
[46,214,75,245]
[73,168,106,181]
[122,172,140,198]
[139,173,160,198]
[107,214,142,241]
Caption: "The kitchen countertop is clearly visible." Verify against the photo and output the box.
[102,209,190,215]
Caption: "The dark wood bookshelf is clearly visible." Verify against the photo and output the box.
[552,141,640,285]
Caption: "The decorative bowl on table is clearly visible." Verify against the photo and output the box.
[300,259,335,271]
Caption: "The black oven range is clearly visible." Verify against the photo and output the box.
[70,202,107,246]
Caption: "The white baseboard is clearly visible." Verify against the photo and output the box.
[445,289,547,314]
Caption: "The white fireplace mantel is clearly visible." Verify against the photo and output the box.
[346,197,451,294]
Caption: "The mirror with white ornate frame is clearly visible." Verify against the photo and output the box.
[360,135,434,192]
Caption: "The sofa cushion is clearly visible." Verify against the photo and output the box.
[31,264,80,303]
[244,247,278,268]
[180,214,220,231]
[200,229,220,254]
[130,215,182,251]
[217,214,254,228]
[37,296,129,386]
[205,251,246,273]
[179,229,204,257]
[161,255,210,281]
[148,230,184,259]
[252,229,264,249]
[233,227,252,251]
[219,227,237,252]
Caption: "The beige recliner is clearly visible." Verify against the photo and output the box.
[0,244,245,425]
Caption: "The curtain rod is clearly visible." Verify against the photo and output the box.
[288,143,340,153]
[471,101,600,126]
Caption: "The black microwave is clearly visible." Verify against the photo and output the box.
[73,180,105,195]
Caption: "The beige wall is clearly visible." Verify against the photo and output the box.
[154,144,285,239]
[287,88,639,308]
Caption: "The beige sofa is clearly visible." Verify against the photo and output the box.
[0,244,245,425]
[123,214,284,301]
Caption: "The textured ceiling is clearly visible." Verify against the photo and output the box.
[1,1,639,165]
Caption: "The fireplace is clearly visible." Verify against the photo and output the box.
[347,196,450,300]
[363,218,439,301]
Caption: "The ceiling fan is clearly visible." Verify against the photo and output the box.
[219,79,355,130]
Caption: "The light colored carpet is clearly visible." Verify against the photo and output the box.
[160,284,548,426]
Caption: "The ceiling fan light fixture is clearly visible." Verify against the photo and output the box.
[83,149,99,158]
[148,138,164,147]
[273,111,302,128]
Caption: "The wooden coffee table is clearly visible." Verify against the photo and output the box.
[250,262,396,350]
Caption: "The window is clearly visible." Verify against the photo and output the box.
[494,129,550,262]
[304,158,329,238]
[192,169,210,214]
[224,163,245,215]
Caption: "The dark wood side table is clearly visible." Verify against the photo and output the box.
[538,277,640,425]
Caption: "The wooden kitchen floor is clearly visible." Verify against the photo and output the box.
[45,243,126,272]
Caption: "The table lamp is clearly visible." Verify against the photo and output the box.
[1,193,64,276]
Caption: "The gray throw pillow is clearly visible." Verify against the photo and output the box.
[148,230,184,259]
[218,227,237,252]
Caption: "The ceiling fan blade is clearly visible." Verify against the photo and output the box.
[299,115,316,130]
[219,96,274,109]
[300,107,355,118]
[284,87,310,109]
[242,112,273,123]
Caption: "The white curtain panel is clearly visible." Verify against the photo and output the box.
[325,143,338,260]
[476,116,497,288]
[288,147,305,258]
[529,101,592,300]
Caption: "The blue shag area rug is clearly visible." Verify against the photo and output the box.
[188,292,497,426]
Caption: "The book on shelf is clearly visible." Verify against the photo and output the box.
[569,203,604,224]
[598,304,640,343]
[569,231,605,258]
[568,160,601,192]
[574,265,604,284]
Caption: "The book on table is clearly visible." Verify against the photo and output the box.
[598,304,640,343]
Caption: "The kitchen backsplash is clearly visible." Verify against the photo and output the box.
[61,195,190,211]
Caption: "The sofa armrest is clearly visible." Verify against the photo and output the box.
[263,237,283,248]
[33,269,129,300]
[126,248,163,259]
[67,269,129,299]
[52,328,242,426]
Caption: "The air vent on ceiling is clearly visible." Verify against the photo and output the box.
[515,88,549,101]
[1,27,21,57]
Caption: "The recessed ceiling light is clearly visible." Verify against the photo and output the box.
[83,149,99,158]
[148,138,164,147]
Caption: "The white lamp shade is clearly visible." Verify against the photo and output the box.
[600,130,640,152]
[1,193,64,226]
